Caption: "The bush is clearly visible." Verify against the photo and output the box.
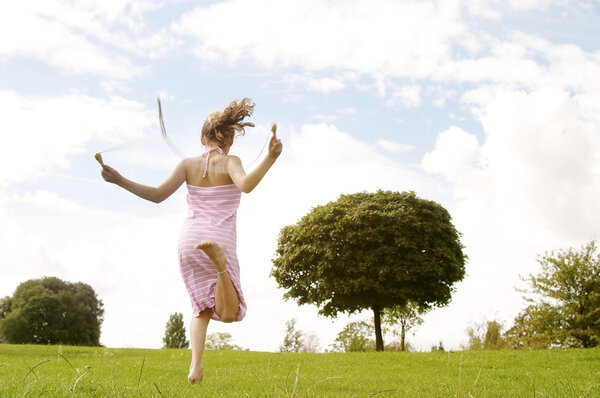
[462,320,506,350]
[162,312,189,349]
[330,320,375,352]
[0,277,103,346]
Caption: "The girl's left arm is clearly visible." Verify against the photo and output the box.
[101,160,187,203]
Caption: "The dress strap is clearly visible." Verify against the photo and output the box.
[202,147,224,178]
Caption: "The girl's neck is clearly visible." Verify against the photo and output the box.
[204,145,230,155]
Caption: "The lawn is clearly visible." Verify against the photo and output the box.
[0,344,598,397]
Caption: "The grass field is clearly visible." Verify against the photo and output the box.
[0,344,598,397]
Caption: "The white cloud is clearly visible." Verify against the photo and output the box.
[172,0,600,106]
[101,80,131,95]
[173,0,470,78]
[283,74,346,94]
[419,85,600,344]
[339,107,358,115]
[506,0,553,10]
[422,126,482,182]
[284,124,429,201]
[463,86,600,234]
[387,85,422,108]
[0,91,154,185]
[307,77,346,93]
[313,114,338,122]
[464,0,502,19]
[429,86,458,107]
[0,1,178,77]
[377,139,416,153]
[0,3,143,78]
[464,0,554,19]
[439,32,600,93]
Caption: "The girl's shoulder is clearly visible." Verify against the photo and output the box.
[180,156,204,173]
[180,156,195,168]
[224,154,242,168]
[182,155,202,163]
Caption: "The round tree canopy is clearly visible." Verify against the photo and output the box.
[0,277,104,346]
[271,191,466,317]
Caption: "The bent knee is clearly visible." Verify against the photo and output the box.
[220,311,238,323]
[220,315,236,323]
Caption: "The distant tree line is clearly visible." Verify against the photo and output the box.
[162,312,247,350]
[280,318,321,353]
[281,240,599,353]
[205,332,246,351]
[461,241,599,350]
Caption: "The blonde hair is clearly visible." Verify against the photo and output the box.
[201,98,255,147]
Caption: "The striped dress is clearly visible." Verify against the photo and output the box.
[178,183,247,321]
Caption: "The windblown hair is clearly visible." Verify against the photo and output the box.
[201,98,255,147]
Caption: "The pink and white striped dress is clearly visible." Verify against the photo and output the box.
[178,183,247,321]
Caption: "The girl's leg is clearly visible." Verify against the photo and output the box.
[189,309,211,383]
[194,241,240,322]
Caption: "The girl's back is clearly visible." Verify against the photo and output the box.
[185,152,236,188]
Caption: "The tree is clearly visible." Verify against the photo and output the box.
[0,296,11,343]
[299,331,321,353]
[504,304,558,349]
[162,312,189,349]
[280,318,303,353]
[462,320,506,350]
[271,191,466,351]
[0,296,11,320]
[385,339,414,352]
[205,332,244,350]
[505,241,600,349]
[0,277,104,346]
[463,323,484,350]
[330,320,375,352]
[431,341,445,352]
[484,320,505,349]
[383,301,425,352]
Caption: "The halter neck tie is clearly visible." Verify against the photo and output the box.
[202,147,224,178]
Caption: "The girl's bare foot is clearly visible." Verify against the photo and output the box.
[188,365,204,383]
[194,241,227,273]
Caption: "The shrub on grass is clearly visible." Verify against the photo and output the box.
[162,312,189,349]
[330,320,375,352]
[0,277,103,346]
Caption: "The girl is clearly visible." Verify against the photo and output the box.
[100,98,282,382]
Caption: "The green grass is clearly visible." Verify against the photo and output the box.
[0,344,598,397]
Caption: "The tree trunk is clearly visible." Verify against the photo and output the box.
[373,305,384,351]
[401,321,406,352]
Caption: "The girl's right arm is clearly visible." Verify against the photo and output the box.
[101,160,187,203]
[227,136,282,193]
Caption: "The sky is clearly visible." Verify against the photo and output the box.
[1,0,599,352]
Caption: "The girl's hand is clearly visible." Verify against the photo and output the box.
[101,164,122,184]
[267,136,282,160]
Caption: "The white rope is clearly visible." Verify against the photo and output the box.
[157,95,186,158]
[95,97,276,172]
[243,123,275,168]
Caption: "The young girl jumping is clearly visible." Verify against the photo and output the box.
[100,98,282,383]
